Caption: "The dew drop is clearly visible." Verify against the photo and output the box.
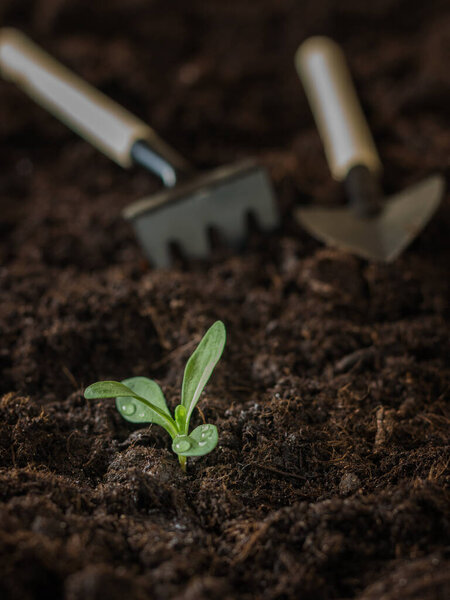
[200,425,214,440]
[198,440,207,447]
[121,401,136,416]
[175,439,191,452]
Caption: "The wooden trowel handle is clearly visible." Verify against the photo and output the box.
[0,28,188,182]
[295,37,382,181]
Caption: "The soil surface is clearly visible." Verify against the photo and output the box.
[1,1,449,599]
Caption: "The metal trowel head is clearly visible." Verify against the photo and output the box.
[123,159,279,268]
[296,174,444,262]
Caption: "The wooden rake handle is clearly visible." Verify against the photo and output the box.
[0,28,188,183]
[295,36,382,182]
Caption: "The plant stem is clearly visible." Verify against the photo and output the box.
[178,455,187,473]
[132,392,178,437]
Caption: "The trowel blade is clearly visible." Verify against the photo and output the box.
[295,175,444,262]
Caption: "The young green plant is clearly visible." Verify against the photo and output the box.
[84,320,226,471]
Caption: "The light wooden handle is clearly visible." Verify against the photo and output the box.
[0,28,162,167]
[295,36,382,181]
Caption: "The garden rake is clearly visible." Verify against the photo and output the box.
[0,28,279,267]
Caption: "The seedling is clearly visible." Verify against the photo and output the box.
[84,321,226,471]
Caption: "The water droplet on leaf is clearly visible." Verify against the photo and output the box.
[198,440,207,447]
[200,424,214,439]
[175,439,191,452]
[121,402,136,415]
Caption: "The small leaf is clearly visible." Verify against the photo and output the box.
[189,423,218,449]
[84,379,177,437]
[174,404,187,432]
[84,381,138,400]
[116,377,171,429]
[171,424,218,457]
[181,321,226,431]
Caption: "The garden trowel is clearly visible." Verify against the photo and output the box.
[0,29,279,267]
[294,37,444,262]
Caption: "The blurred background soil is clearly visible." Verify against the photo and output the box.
[0,1,449,599]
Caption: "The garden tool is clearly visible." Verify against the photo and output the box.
[294,36,444,262]
[0,28,279,267]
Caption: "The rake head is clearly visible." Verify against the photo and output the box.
[123,159,279,267]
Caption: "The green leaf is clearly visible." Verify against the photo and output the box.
[84,379,177,437]
[116,377,171,428]
[174,404,187,433]
[181,321,226,432]
[171,424,218,457]
[85,381,137,400]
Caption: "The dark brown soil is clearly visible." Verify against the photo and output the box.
[1,1,449,599]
